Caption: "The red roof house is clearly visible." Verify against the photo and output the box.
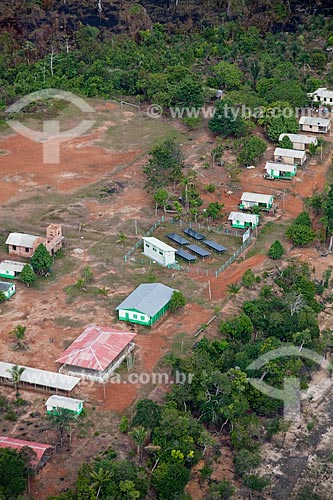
[0,436,52,470]
[56,325,136,382]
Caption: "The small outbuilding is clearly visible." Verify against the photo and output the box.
[239,192,274,211]
[0,260,29,279]
[116,283,175,326]
[142,237,176,267]
[273,147,306,166]
[299,116,331,134]
[0,281,15,299]
[228,212,259,229]
[265,161,297,180]
[46,395,84,415]
[56,325,136,383]
[279,133,318,151]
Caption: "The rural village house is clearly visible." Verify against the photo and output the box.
[56,325,136,383]
[307,87,333,105]
[273,147,306,166]
[239,192,274,211]
[279,133,318,151]
[0,281,15,299]
[6,224,63,258]
[46,395,84,415]
[265,161,297,180]
[228,212,259,229]
[116,282,175,326]
[0,436,53,471]
[299,116,331,134]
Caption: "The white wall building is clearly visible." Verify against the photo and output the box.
[279,133,318,151]
[142,237,176,267]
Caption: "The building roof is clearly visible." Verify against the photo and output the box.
[228,212,259,223]
[5,233,40,248]
[142,237,176,253]
[279,133,317,145]
[308,87,333,99]
[0,436,52,467]
[265,162,296,173]
[299,116,331,126]
[116,283,175,317]
[0,281,14,292]
[46,395,84,411]
[241,192,273,204]
[0,361,80,391]
[55,325,136,372]
[274,148,306,159]
[0,261,27,273]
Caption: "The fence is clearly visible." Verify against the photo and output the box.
[123,215,254,277]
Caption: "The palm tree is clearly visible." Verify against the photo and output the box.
[227,283,240,296]
[10,325,28,350]
[178,173,197,213]
[117,231,127,247]
[130,426,148,464]
[97,287,109,299]
[6,365,25,397]
[90,467,111,499]
[47,408,79,447]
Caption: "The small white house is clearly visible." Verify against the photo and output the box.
[265,162,297,180]
[273,147,306,166]
[228,212,259,229]
[46,395,84,415]
[142,237,176,267]
[279,133,318,151]
[299,116,331,134]
[239,192,274,211]
[0,260,28,279]
[307,88,333,105]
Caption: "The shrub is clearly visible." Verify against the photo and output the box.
[268,240,285,259]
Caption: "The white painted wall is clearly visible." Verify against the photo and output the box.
[118,309,149,323]
[143,240,176,266]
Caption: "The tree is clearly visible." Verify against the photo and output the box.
[81,266,94,283]
[211,61,243,90]
[237,136,267,166]
[219,314,253,343]
[286,224,315,246]
[117,231,127,247]
[210,479,235,500]
[0,448,26,499]
[0,292,5,303]
[267,115,299,142]
[234,448,261,477]
[242,269,256,288]
[243,474,270,491]
[209,100,246,138]
[6,365,25,397]
[152,462,190,500]
[90,467,111,499]
[30,244,52,275]
[205,202,223,220]
[295,211,311,227]
[19,264,36,287]
[144,139,183,192]
[47,408,79,447]
[279,135,293,149]
[227,283,240,295]
[10,324,28,351]
[119,480,140,500]
[169,291,186,312]
[172,77,204,108]
[268,240,285,259]
[153,189,169,212]
[132,399,161,430]
[129,426,148,464]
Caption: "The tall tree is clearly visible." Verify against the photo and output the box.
[47,408,79,447]
[10,324,28,351]
[6,365,25,397]
[144,139,183,192]
[30,244,52,276]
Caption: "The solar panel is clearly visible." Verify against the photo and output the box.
[166,233,190,245]
[176,248,196,262]
[183,228,206,240]
[203,240,227,253]
[187,244,211,258]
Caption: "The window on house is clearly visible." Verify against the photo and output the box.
[133,314,137,319]
[25,247,29,252]
[309,125,312,128]
[12,245,16,250]
[146,244,150,248]
[141,315,145,320]
[153,247,156,252]
[159,251,163,255]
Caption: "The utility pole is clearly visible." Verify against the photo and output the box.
[208,280,212,300]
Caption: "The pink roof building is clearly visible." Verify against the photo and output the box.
[56,325,136,382]
[0,436,52,470]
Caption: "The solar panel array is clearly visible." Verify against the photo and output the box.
[183,228,205,240]
[166,233,189,245]
[187,244,211,258]
[176,248,196,262]
[203,240,227,253]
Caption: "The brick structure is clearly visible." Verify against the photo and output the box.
[6,224,63,257]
